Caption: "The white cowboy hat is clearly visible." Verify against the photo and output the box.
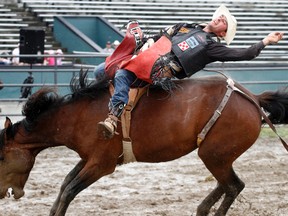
[212,4,237,45]
[113,40,120,46]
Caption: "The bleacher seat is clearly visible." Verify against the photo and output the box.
[3,0,288,65]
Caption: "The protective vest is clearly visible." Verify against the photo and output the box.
[172,26,214,77]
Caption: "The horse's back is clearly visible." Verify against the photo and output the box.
[75,75,261,163]
[129,75,261,162]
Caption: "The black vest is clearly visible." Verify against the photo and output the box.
[172,26,214,77]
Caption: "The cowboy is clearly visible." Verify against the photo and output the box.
[95,4,284,139]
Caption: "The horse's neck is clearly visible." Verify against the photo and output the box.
[15,114,68,152]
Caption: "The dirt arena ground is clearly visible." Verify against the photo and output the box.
[1,134,288,216]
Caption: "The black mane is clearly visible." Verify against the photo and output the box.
[69,69,109,99]
[21,69,109,131]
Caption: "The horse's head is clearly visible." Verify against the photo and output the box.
[0,71,109,200]
[0,117,35,200]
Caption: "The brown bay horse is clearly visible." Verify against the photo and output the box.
[0,71,288,216]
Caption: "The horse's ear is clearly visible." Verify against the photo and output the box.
[4,117,12,129]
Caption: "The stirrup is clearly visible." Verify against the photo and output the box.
[97,115,118,139]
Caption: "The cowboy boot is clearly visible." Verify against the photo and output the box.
[98,101,125,139]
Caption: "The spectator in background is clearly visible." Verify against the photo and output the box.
[103,41,115,53]
[11,44,20,65]
[43,50,49,65]
[43,49,64,66]
[0,52,11,65]
[55,49,63,65]
[46,50,55,66]
[113,40,120,49]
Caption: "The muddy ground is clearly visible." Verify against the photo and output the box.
[1,136,288,216]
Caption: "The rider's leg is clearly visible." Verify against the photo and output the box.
[93,62,110,84]
[98,69,137,139]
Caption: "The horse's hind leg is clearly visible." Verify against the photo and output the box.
[214,171,244,216]
[196,183,225,215]
[49,160,85,216]
[196,163,245,216]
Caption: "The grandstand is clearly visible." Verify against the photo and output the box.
[1,0,288,116]
[0,0,288,65]
[0,2,60,54]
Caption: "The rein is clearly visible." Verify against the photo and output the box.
[202,69,288,152]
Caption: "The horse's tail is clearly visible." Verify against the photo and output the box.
[257,87,288,124]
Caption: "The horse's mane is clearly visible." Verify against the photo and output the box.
[21,69,109,131]
[69,69,109,99]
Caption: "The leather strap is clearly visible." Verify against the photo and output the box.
[197,76,288,152]
[120,85,149,163]
[197,79,234,146]
[108,83,149,163]
[122,140,137,163]
[121,85,149,140]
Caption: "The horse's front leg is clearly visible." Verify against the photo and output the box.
[50,160,86,216]
[51,158,117,216]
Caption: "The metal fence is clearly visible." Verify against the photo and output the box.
[0,53,109,120]
[0,52,110,96]
[1,53,288,119]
